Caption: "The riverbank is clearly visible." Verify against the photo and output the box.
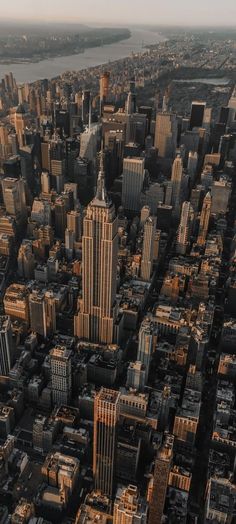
[0,28,165,83]
[0,29,131,66]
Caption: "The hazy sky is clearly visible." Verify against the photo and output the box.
[2,0,236,26]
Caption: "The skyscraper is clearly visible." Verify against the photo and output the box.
[149,434,174,524]
[29,289,56,338]
[50,346,72,406]
[2,177,26,219]
[0,316,14,376]
[75,152,118,345]
[122,157,145,213]
[137,318,156,383]
[41,171,50,194]
[93,387,120,498]
[176,201,194,255]
[197,192,211,246]
[154,112,177,158]
[14,104,26,147]
[54,197,67,239]
[18,240,35,279]
[82,90,91,126]
[141,217,156,281]
[114,484,148,524]
[67,210,82,242]
[125,81,136,115]
[190,101,206,130]
[171,155,183,215]
[100,71,110,114]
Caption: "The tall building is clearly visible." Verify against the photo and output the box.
[140,205,151,226]
[137,318,156,383]
[190,101,206,130]
[93,388,120,498]
[41,171,50,194]
[0,316,14,376]
[114,484,148,524]
[141,217,156,281]
[29,289,56,338]
[18,240,35,279]
[67,210,82,242]
[2,177,26,219]
[211,179,231,215]
[171,155,183,214]
[51,159,65,193]
[176,201,194,255]
[197,192,211,246]
[4,284,29,324]
[122,157,145,213]
[149,434,174,524]
[154,112,177,158]
[31,198,51,226]
[125,81,136,115]
[126,361,146,391]
[54,197,67,239]
[82,90,91,125]
[14,105,26,147]
[100,71,110,113]
[75,153,118,345]
[80,124,100,163]
[50,346,72,406]
[187,151,198,182]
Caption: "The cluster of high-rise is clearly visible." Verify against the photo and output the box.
[0,31,236,524]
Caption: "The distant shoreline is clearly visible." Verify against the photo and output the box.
[0,30,131,66]
[0,28,165,83]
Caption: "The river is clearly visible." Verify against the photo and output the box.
[0,28,165,84]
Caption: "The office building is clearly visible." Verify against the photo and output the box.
[29,289,56,338]
[93,388,120,498]
[137,318,156,382]
[2,177,26,219]
[82,90,91,125]
[122,157,145,213]
[41,171,50,194]
[50,346,72,406]
[197,192,211,246]
[0,316,14,376]
[141,217,156,281]
[67,210,82,242]
[187,151,198,181]
[80,124,100,163]
[17,240,35,279]
[54,197,67,239]
[149,434,174,524]
[154,112,177,158]
[75,153,118,345]
[14,105,26,147]
[100,71,110,112]
[176,201,194,255]
[125,81,136,115]
[171,155,183,214]
[205,477,236,523]
[4,284,29,323]
[114,484,148,524]
[126,361,146,391]
[173,389,201,447]
[190,101,206,130]
[31,198,51,226]
[211,179,231,215]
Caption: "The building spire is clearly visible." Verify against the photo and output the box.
[95,146,108,202]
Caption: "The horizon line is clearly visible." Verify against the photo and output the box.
[0,18,236,29]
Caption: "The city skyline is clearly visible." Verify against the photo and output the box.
[0,12,236,524]
[1,0,236,27]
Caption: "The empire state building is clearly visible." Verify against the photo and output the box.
[75,152,118,344]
